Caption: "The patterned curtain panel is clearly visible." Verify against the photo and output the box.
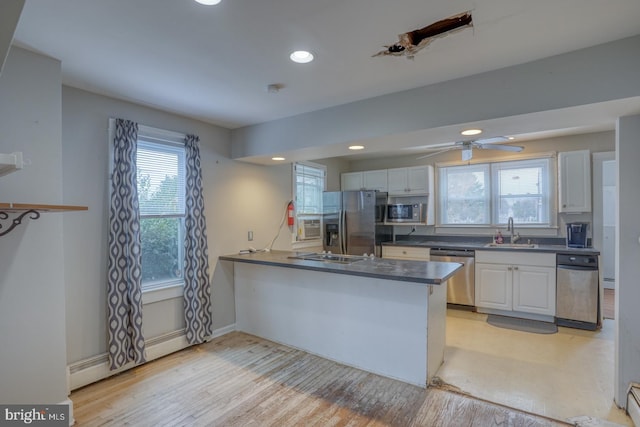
[183,134,213,345]
[107,118,146,370]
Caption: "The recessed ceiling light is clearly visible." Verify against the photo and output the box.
[194,0,221,4]
[508,136,516,140]
[461,128,482,136]
[290,50,314,64]
[349,145,364,150]
[272,157,285,161]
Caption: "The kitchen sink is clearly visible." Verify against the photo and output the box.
[484,243,539,249]
[288,253,370,264]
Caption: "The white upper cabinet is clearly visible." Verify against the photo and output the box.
[558,150,592,213]
[341,171,364,191]
[387,166,432,195]
[363,169,388,192]
[341,169,388,191]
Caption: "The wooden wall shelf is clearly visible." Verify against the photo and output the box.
[0,203,88,212]
[0,203,88,236]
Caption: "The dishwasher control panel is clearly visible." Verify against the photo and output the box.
[556,254,598,268]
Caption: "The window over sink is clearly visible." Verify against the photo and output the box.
[437,157,554,228]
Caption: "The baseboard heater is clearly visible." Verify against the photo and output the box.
[628,383,640,426]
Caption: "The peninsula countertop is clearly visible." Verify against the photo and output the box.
[219,250,462,285]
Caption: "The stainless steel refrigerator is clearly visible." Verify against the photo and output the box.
[323,190,391,256]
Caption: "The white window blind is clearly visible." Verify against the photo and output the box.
[294,162,326,215]
[137,140,186,216]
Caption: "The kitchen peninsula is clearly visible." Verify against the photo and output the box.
[219,250,462,387]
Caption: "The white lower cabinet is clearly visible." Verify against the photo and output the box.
[475,251,556,318]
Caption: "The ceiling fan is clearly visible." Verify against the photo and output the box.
[416,136,524,161]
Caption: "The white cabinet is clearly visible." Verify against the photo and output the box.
[341,172,363,191]
[475,251,556,318]
[363,169,388,192]
[387,166,432,195]
[341,169,388,191]
[0,152,23,177]
[476,263,512,310]
[382,245,430,261]
[558,150,591,213]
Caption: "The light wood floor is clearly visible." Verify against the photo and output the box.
[71,332,571,426]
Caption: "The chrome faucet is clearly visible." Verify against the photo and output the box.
[507,216,521,244]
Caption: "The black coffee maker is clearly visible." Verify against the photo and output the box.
[566,222,589,248]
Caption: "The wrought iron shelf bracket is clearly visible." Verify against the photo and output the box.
[0,209,41,237]
[0,203,88,237]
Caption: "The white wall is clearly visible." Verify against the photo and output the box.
[62,86,295,365]
[615,114,640,406]
[0,47,68,404]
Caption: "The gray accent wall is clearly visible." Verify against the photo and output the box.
[232,35,640,160]
[615,114,640,405]
[0,47,67,404]
[62,86,296,364]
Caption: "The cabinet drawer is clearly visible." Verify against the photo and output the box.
[475,250,555,267]
[382,246,430,260]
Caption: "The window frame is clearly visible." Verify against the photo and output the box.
[292,161,327,245]
[136,135,187,292]
[436,153,557,233]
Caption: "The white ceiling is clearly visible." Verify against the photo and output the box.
[12,0,640,156]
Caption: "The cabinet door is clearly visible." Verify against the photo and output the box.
[363,169,388,192]
[513,265,556,316]
[407,166,429,194]
[341,172,363,191]
[387,168,408,194]
[558,150,591,213]
[475,263,512,310]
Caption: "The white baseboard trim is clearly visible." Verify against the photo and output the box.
[59,398,74,426]
[68,324,236,391]
[211,323,236,339]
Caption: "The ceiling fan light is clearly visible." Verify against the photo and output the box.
[461,147,473,161]
[461,128,482,136]
[194,0,222,5]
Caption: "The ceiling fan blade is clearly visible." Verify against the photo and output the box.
[416,147,457,159]
[473,136,508,145]
[476,143,524,152]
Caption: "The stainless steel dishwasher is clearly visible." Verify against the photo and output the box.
[556,254,599,330]
[430,248,475,307]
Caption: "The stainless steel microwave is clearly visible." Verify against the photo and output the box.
[386,203,426,223]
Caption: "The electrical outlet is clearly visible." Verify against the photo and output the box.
[248,231,253,241]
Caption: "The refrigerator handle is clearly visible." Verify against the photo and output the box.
[340,209,347,254]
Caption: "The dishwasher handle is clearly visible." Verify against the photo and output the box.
[557,264,598,271]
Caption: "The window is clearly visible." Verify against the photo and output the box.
[438,157,552,227]
[137,138,186,290]
[293,162,326,241]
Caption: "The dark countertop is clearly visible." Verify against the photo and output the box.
[382,239,600,255]
[219,250,463,285]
